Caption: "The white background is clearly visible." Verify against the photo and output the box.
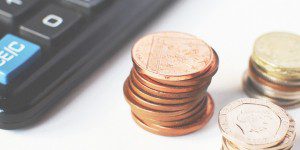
[1,0,300,149]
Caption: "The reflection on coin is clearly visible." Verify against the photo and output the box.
[132,32,213,81]
[219,98,290,149]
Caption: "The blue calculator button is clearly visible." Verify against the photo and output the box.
[0,34,40,85]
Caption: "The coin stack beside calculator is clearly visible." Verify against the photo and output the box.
[123,32,219,136]
[219,98,296,150]
[243,32,300,108]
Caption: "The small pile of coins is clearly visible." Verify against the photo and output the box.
[243,32,300,108]
[219,98,296,150]
[123,32,219,136]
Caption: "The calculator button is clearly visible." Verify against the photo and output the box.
[0,0,40,24]
[64,0,106,9]
[0,34,40,85]
[20,4,82,46]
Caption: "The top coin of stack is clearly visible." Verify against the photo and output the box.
[123,32,219,136]
[243,32,300,108]
[219,98,296,150]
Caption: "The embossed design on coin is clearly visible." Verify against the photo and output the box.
[253,32,300,70]
[230,104,280,141]
[219,98,290,148]
[132,32,213,80]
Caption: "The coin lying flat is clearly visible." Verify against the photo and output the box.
[125,78,201,111]
[136,99,207,127]
[132,32,214,81]
[149,49,219,86]
[244,32,300,108]
[219,98,296,150]
[130,72,206,99]
[132,94,214,136]
[252,32,300,80]
[132,68,206,93]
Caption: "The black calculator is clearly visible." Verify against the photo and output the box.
[0,0,174,129]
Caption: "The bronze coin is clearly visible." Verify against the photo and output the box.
[249,61,300,92]
[136,100,207,127]
[131,94,214,136]
[125,80,201,111]
[148,49,219,86]
[129,76,203,105]
[132,68,206,93]
[131,32,214,81]
[132,96,207,122]
[123,79,200,117]
[130,72,208,99]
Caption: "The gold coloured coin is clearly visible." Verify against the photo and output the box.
[249,62,300,92]
[252,32,300,80]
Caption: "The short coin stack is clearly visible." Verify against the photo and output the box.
[219,98,296,150]
[123,32,219,136]
[243,32,300,108]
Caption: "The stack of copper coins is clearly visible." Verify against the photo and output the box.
[219,98,296,150]
[243,32,300,108]
[123,32,219,136]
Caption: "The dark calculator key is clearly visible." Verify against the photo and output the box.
[64,0,106,9]
[20,4,82,47]
[0,0,40,24]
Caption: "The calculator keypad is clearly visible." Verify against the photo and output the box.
[20,4,82,47]
[0,0,40,24]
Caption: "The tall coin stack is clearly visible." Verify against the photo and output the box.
[243,32,300,108]
[219,98,296,150]
[123,32,219,136]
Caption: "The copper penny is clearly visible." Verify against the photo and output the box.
[131,94,214,136]
[132,32,213,81]
[123,79,199,117]
[132,96,207,122]
[136,100,207,127]
[130,72,208,99]
[149,49,219,86]
[125,80,201,111]
[132,68,205,93]
[129,77,204,105]
[129,78,204,105]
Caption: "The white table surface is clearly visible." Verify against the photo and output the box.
[1,0,300,149]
